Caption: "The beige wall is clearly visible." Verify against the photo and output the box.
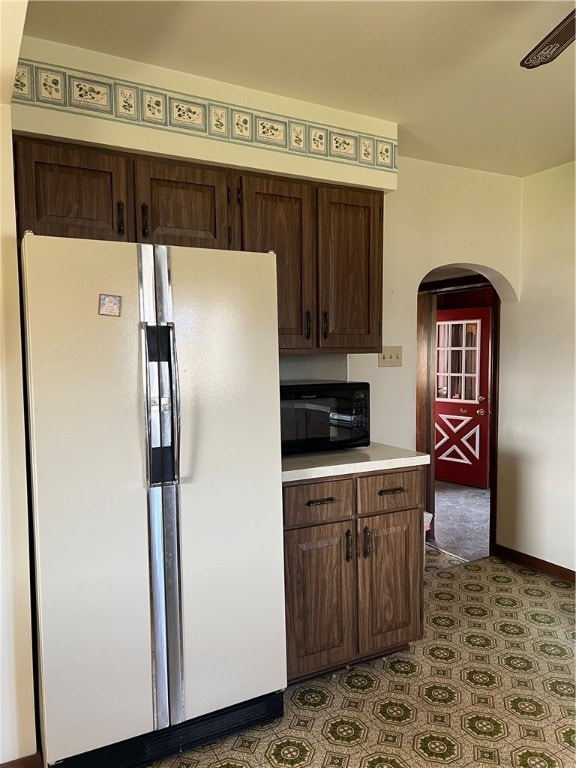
[349,156,522,448]
[1,1,36,762]
[349,157,575,571]
[498,162,575,568]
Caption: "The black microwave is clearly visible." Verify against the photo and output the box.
[280,380,370,455]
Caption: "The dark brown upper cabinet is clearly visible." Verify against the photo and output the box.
[241,176,383,354]
[317,186,383,351]
[241,175,316,351]
[14,138,130,241]
[133,158,233,249]
[14,136,383,355]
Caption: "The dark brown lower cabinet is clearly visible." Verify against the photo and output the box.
[284,521,356,680]
[283,469,424,682]
[357,508,423,656]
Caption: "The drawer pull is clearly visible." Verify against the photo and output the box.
[305,496,335,507]
[378,486,405,496]
[363,526,371,558]
[345,529,353,562]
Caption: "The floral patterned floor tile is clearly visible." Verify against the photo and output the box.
[153,557,574,768]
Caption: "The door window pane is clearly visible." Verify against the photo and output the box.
[465,323,477,347]
[450,350,462,373]
[450,376,462,399]
[437,376,448,398]
[465,350,477,374]
[437,323,450,348]
[436,318,481,402]
[464,375,476,400]
[450,324,463,347]
[437,349,448,375]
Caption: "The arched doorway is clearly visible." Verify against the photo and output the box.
[417,267,500,562]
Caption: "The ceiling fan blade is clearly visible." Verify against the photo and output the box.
[520,9,575,68]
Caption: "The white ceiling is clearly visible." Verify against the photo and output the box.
[22,0,576,177]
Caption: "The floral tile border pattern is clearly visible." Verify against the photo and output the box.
[13,59,398,173]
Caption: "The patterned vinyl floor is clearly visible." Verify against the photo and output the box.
[153,553,575,768]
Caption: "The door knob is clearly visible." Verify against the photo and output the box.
[477,408,486,416]
[478,396,486,402]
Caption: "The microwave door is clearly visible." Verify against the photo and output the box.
[293,401,331,440]
[329,412,355,430]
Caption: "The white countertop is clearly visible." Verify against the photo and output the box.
[281,442,430,483]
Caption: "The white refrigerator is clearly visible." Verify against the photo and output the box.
[21,234,287,768]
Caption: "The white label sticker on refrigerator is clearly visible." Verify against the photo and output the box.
[98,294,122,317]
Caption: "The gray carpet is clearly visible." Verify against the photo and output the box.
[430,481,490,562]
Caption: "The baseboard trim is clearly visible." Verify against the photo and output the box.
[493,544,575,584]
[0,754,42,768]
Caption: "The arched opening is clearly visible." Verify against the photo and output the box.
[417,265,503,564]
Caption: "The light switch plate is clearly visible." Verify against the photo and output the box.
[378,346,403,367]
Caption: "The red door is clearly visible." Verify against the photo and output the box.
[434,308,491,488]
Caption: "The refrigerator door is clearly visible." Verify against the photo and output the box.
[22,236,155,763]
[169,247,287,719]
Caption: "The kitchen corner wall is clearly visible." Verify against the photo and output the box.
[349,157,575,572]
[1,1,36,763]
[498,162,575,570]
[349,156,522,449]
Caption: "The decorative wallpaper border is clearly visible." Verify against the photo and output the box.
[12,59,398,173]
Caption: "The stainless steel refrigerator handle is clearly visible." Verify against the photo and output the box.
[141,322,153,488]
[168,323,181,483]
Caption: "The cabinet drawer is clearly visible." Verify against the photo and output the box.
[283,479,354,528]
[357,470,422,515]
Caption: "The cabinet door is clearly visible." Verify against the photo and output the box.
[357,508,423,656]
[284,521,355,680]
[14,139,130,241]
[241,176,316,350]
[134,159,231,248]
[317,186,383,351]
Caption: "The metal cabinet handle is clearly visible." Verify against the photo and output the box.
[141,203,150,238]
[305,496,335,507]
[345,529,353,562]
[116,200,125,236]
[304,310,311,340]
[378,487,405,496]
[363,526,371,558]
[323,311,329,339]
